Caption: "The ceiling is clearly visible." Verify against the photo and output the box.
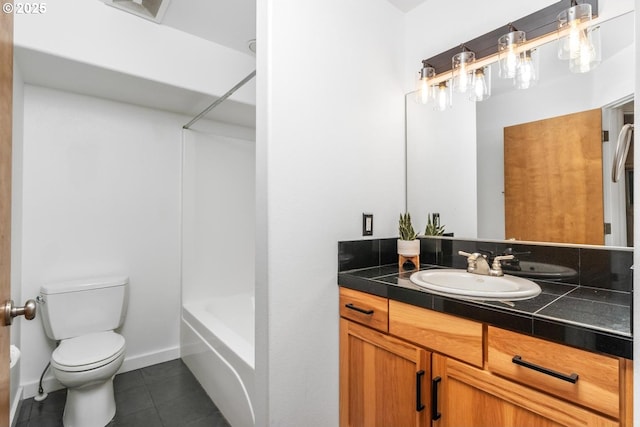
[157,0,429,52]
[160,0,257,55]
[386,0,429,12]
[16,0,427,129]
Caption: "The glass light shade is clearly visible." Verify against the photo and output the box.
[433,80,452,111]
[452,50,475,94]
[569,25,601,73]
[415,63,435,104]
[557,3,600,72]
[498,30,526,79]
[515,49,539,89]
[470,66,491,101]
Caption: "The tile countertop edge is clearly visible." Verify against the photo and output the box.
[337,274,633,360]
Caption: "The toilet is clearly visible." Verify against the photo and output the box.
[38,276,128,427]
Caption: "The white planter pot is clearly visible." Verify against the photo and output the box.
[397,239,420,256]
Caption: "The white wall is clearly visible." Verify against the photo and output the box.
[256,0,405,424]
[182,128,255,303]
[13,0,255,105]
[406,91,477,236]
[19,85,186,396]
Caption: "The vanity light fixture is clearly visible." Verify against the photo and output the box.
[452,46,475,94]
[415,0,599,112]
[498,24,526,79]
[433,80,452,111]
[470,65,491,101]
[557,0,601,73]
[416,61,435,105]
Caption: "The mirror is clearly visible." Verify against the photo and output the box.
[406,11,634,247]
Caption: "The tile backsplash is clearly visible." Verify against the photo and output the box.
[338,237,633,292]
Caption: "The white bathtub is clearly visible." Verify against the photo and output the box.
[181,293,255,427]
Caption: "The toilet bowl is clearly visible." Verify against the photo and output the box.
[51,331,126,427]
[38,276,128,427]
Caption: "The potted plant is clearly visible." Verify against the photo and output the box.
[424,212,445,236]
[423,213,451,264]
[398,212,420,256]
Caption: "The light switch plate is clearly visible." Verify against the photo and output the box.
[362,213,373,236]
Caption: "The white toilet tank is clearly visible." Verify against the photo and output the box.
[39,276,129,341]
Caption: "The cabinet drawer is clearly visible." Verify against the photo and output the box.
[487,326,621,418]
[339,288,388,332]
[389,300,483,367]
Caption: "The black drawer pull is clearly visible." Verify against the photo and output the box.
[431,376,441,420]
[344,303,374,315]
[512,355,579,383]
[416,370,425,412]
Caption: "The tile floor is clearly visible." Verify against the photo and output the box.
[15,359,231,427]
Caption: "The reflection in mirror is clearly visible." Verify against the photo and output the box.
[406,11,634,247]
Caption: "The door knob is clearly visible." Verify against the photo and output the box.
[3,299,36,326]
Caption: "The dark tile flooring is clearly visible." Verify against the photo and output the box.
[16,359,231,427]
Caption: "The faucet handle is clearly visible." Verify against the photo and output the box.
[502,247,531,257]
[491,255,515,271]
[458,251,485,260]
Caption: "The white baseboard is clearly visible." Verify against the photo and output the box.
[119,346,181,373]
[21,346,181,399]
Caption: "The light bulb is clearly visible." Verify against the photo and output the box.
[457,63,471,92]
[419,80,430,104]
[498,30,525,79]
[504,48,518,77]
[515,50,538,89]
[452,50,475,94]
[415,61,435,104]
[568,21,582,58]
[569,26,601,73]
[433,81,452,111]
[557,2,599,72]
[470,66,491,102]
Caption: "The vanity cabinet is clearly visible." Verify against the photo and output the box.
[431,353,618,427]
[339,288,430,427]
[339,287,633,427]
[340,318,430,427]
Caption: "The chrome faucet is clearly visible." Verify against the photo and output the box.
[458,251,514,277]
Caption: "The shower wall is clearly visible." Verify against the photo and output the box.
[182,128,255,304]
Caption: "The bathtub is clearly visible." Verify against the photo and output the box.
[181,293,255,427]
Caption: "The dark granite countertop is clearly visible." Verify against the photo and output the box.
[338,264,633,360]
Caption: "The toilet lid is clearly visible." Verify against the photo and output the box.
[51,331,125,372]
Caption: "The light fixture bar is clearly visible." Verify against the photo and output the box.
[420,0,597,76]
[421,15,600,88]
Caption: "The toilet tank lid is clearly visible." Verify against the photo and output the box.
[40,276,129,295]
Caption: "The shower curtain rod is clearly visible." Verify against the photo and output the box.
[183,70,256,129]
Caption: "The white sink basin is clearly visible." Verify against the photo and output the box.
[409,269,541,301]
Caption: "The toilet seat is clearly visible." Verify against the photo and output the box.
[51,331,125,372]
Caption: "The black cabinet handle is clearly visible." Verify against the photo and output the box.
[344,303,374,315]
[416,370,425,412]
[431,376,441,420]
[512,355,579,384]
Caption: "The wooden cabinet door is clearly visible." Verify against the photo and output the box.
[504,108,604,245]
[340,318,430,427]
[431,354,618,427]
